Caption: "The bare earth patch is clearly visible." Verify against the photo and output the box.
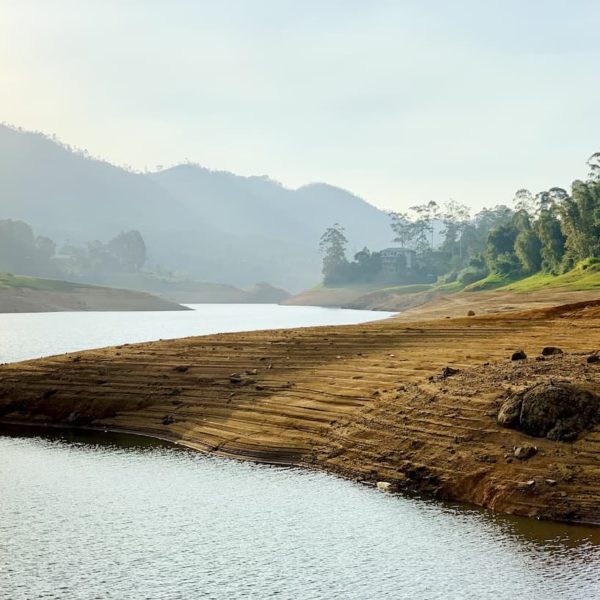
[2,296,600,523]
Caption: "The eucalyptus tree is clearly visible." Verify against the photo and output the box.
[319,223,349,284]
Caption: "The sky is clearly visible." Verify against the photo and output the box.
[1,0,599,212]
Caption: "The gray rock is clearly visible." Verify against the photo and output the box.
[376,481,393,492]
[498,382,599,441]
[514,445,537,460]
[440,366,460,379]
[542,346,563,356]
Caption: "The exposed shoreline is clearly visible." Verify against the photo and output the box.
[1,295,600,525]
[0,283,189,312]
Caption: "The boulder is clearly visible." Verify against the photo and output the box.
[511,350,527,361]
[498,382,599,441]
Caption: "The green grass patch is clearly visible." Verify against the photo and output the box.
[463,272,517,291]
[0,272,92,292]
[502,262,600,292]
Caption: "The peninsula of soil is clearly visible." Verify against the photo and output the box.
[0,273,188,312]
[1,291,600,525]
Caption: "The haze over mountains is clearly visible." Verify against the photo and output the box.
[0,125,393,291]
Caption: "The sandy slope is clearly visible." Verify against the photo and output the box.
[1,295,600,523]
[0,285,188,312]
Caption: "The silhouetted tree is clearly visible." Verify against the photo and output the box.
[107,230,147,271]
[319,223,349,285]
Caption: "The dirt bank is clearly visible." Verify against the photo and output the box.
[1,297,600,523]
[0,285,188,312]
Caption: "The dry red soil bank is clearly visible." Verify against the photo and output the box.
[1,298,600,524]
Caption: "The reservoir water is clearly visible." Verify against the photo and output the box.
[0,303,396,364]
[1,305,599,599]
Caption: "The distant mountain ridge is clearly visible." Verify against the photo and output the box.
[0,124,394,291]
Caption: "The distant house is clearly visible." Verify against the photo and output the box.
[380,247,416,278]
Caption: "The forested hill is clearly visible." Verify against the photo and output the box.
[0,125,392,291]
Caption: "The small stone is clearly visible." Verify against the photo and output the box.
[161,415,175,425]
[587,354,600,364]
[376,481,393,492]
[542,347,563,356]
[467,310,476,316]
[65,411,81,424]
[477,454,497,463]
[511,350,527,361]
[516,480,536,492]
[545,479,557,486]
[440,366,460,379]
[514,445,537,460]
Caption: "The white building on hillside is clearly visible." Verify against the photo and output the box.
[380,247,416,278]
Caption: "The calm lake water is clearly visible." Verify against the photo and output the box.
[0,305,599,599]
[1,429,599,600]
[0,303,396,364]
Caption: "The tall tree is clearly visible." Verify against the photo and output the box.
[107,230,147,271]
[319,223,349,285]
[513,211,541,274]
[389,212,416,248]
[513,189,536,214]
[486,221,520,275]
[410,200,440,250]
[534,207,565,274]
[587,151,600,182]
[441,199,471,260]
[558,180,600,266]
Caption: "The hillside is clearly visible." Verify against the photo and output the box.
[0,125,393,291]
[0,273,188,313]
[287,262,600,312]
[149,166,392,250]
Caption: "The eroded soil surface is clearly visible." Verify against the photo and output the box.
[1,299,600,523]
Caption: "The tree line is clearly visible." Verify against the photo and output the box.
[319,152,600,287]
[0,219,147,282]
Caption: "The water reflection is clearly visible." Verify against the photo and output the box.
[1,427,598,600]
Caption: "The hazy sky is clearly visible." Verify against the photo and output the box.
[1,0,599,212]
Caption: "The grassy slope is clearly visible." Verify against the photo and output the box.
[0,273,92,292]
[465,261,600,293]
[284,261,600,310]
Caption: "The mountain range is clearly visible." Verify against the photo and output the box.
[0,124,394,291]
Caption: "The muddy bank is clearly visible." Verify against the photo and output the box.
[1,299,600,523]
[0,285,188,312]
